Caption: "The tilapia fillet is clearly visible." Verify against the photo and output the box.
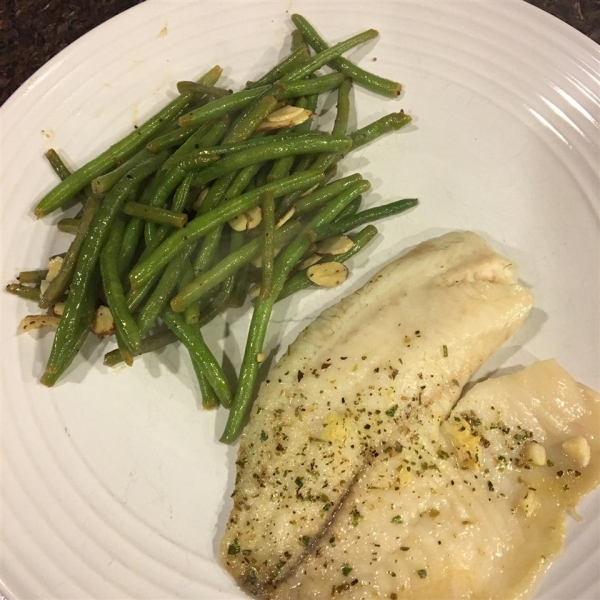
[222,231,534,595]
[272,360,600,599]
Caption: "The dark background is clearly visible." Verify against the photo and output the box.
[1,0,599,106]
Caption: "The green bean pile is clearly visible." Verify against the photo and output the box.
[6,15,418,442]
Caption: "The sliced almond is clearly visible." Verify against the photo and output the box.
[46,255,64,282]
[257,107,313,131]
[40,279,50,296]
[228,213,248,232]
[248,285,261,299]
[246,206,262,230]
[276,206,295,229]
[192,187,209,211]
[316,235,354,256]
[307,262,348,288]
[299,183,320,197]
[19,314,60,333]
[298,255,321,270]
[92,305,116,337]
[267,105,307,123]
[52,302,66,316]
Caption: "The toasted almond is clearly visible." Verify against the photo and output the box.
[307,262,348,288]
[256,352,266,363]
[299,183,320,197]
[40,279,50,295]
[267,105,307,123]
[52,302,66,316]
[246,206,262,230]
[19,314,60,333]
[248,285,261,299]
[562,436,591,467]
[193,187,209,211]
[228,213,248,232]
[298,255,322,270]
[316,235,354,256]
[92,305,116,337]
[46,256,64,282]
[257,107,313,131]
[276,206,295,229]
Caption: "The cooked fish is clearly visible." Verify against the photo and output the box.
[221,231,534,596]
[273,360,599,599]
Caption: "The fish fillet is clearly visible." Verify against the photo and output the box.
[273,360,600,599]
[221,231,534,595]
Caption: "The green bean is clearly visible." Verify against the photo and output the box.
[311,78,352,172]
[315,197,418,239]
[122,202,187,228]
[177,81,231,98]
[162,116,230,170]
[6,283,41,301]
[40,273,98,387]
[116,329,134,366]
[291,28,308,53]
[146,125,197,153]
[40,195,103,309]
[179,260,200,324]
[117,177,158,278]
[45,149,73,181]
[143,65,224,154]
[57,218,81,234]
[291,15,402,97]
[100,219,142,354]
[18,270,48,284]
[44,153,168,379]
[150,152,219,210]
[137,245,194,335]
[278,225,378,301]
[190,94,281,274]
[162,307,233,406]
[35,92,196,217]
[278,73,345,100]
[129,170,324,289]
[229,268,247,309]
[267,98,310,182]
[253,163,270,189]
[104,329,178,367]
[193,226,224,274]
[278,172,362,220]
[227,163,263,198]
[191,136,350,188]
[221,179,369,442]
[248,47,310,89]
[332,195,361,222]
[44,149,88,210]
[260,192,275,299]
[350,111,412,149]
[170,220,302,313]
[126,274,160,313]
[191,358,220,410]
[91,149,154,196]
[280,29,378,84]
[178,87,268,129]
[178,43,359,129]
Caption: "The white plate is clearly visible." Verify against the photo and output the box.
[1,1,598,598]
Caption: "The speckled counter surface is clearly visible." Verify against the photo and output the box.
[1,0,598,106]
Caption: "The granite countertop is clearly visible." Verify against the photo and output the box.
[1,0,598,106]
